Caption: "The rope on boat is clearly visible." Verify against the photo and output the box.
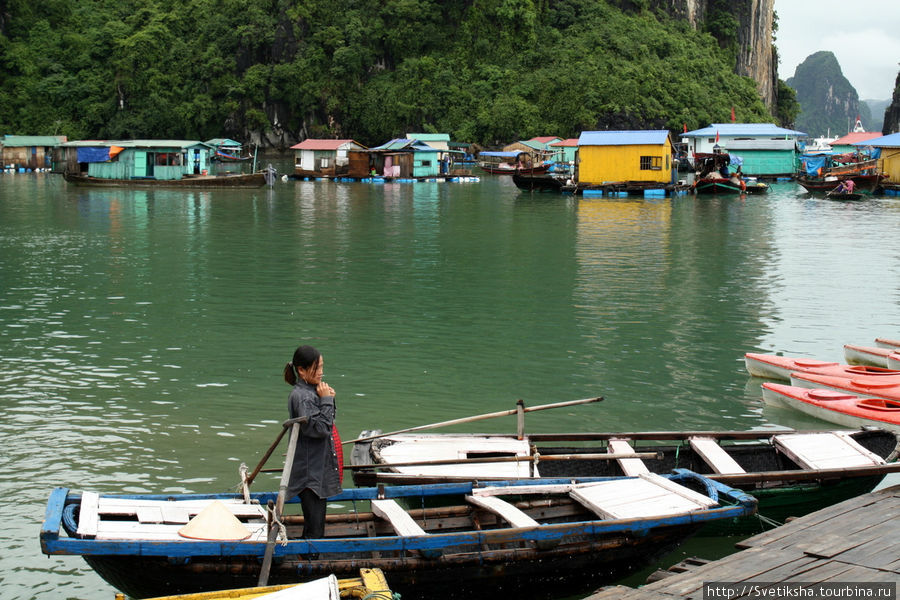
[755,512,782,529]
[266,503,288,546]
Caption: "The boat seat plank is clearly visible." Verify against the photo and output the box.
[466,495,540,529]
[570,474,716,520]
[96,498,266,520]
[472,483,575,497]
[77,491,100,537]
[93,520,267,541]
[370,499,427,537]
[688,436,746,474]
[773,433,885,470]
[607,439,650,476]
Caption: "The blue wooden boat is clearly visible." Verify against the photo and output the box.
[41,470,756,599]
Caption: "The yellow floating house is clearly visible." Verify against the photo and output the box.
[577,130,675,186]
[859,132,900,190]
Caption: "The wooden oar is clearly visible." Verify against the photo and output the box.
[245,416,306,488]
[258,417,304,587]
[346,450,662,470]
[345,396,603,444]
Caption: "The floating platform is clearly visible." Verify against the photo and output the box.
[587,484,900,599]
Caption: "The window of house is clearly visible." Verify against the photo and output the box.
[640,156,662,170]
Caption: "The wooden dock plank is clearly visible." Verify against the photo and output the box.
[584,485,900,600]
[773,433,884,470]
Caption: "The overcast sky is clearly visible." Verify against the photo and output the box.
[774,0,900,100]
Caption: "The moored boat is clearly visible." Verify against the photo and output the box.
[790,371,900,405]
[41,471,754,599]
[63,171,267,188]
[477,151,550,175]
[350,428,900,534]
[139,569,392,600]
[744,352,900,381]
[762,382,900,432]
[844,344,894,368]
[875,338,900,349]
[512,171,566,192]
[692,178,746,194]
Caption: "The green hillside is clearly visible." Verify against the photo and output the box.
[0,0,775,147]
[786,51,866,138]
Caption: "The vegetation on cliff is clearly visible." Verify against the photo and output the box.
[786,51,869,138]
[1,0,779,147]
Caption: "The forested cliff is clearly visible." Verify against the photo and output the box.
[0,0,792,149]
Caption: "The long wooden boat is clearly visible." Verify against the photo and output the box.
[41,471,755,599]
[762,383,900,433]
[796,173,885,193]
[692,177,745,194]
[350,429,900,535]
[744,352,900,381]
[140,568,391,600]
[63,171,268,188]
[512,171,566,192]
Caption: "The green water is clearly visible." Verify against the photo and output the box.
[3,172,900,599]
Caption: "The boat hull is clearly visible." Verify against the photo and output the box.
[42,474,755,600]
[844,344,892,367]
[763,382,900,432]
[796,173,885,193]
[693,178,745,194]
[81,526,694,599]
[512,172,565,192]
[744,352,900,381]
[63,172,267,188]
[790,372,900,408]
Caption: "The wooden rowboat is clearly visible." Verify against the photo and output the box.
[41,471,755,599]
[63,171,268,188]
[350,429,900,534]
[744,352,900,381]
[763,383,900,433]
[134,568,391,600]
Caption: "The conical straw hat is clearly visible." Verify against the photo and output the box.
[178,500,252,541]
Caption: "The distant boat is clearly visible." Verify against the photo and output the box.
[63,171,267,188]
[478,151,550,175]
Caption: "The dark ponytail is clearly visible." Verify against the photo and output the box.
[284,345,321,385]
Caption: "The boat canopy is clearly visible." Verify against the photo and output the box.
[799,154,828,176]
[479,151,523,158]
[76,146,124,163]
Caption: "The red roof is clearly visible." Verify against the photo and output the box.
[830,132,881,146]
[550,138,579,147]
[290,139,362,150]
[528,136,562,144]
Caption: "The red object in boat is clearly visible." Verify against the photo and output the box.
[744,352,900,381]
[762,382,900,430]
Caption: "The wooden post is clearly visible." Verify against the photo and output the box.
[258,418,304,587]
[516,400,525,440]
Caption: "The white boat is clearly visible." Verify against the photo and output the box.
[876,338,900,349]
[844,344,894,367]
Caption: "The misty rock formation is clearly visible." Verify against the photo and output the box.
[884,71,900,135]
[786,51,866,137]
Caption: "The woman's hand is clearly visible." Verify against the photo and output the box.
[317,381,335,397]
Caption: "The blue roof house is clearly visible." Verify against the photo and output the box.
[681,123,807,177]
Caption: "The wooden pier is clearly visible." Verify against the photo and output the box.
[587,484,900,599]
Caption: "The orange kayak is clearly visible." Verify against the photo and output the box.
[762,382,900,432]
[744,352,900,381]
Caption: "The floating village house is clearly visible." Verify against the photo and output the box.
[681,123,806,177]
[549,138,579,169]
[576,130,675,186]
[205,138,248,174]
[59,140,212,180]
[859,132,900,188]
[290,139,367,178]
[829,131,882,155]
[1,135,67,171]
[368,138,441,179]
[503,136,562,164]
[407,133,459,173]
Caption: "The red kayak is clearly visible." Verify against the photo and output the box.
[843,344,894,367]
[744,352,900,381]
[790,371,900,403]
[762,382,900,432]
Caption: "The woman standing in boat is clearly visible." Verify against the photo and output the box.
[283,345,342,538]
